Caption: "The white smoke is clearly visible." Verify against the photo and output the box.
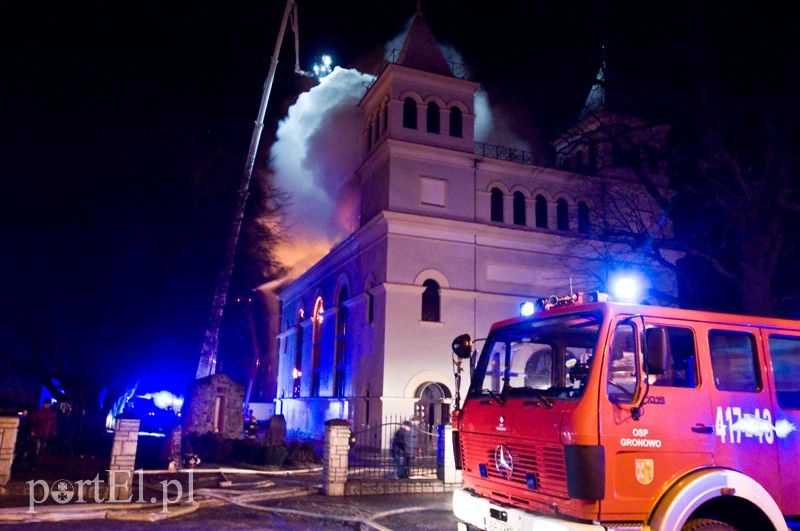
[270,67,374,276]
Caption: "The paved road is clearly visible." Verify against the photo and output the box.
[0,491,460,530]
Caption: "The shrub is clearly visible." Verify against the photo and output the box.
[183,432,232,463]
[230,438,261,464]
[286,439,321,465]
[259,445,288,467]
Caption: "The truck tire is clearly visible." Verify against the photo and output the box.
[682,518,737,531]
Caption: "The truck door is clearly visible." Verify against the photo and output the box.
[598,318,714,521]
[762,331,800,516]
[705,326,781,502]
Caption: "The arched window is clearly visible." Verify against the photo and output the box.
[367,123,373,150]
[535,195,548,228]
[334,287,348,398]
[311,297,324,397]
[578,201,590,234]
[449,107,462,138]
[426,102,440,133]
[557,198,569,231]
[421,279,440,322]
[513,192,526,226]
[403,98,417,129]
[293,311,303,398]
[490,188,503,222]
[382,103,388,133]
[374,112,380,143]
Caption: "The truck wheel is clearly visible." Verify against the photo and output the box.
[682,518,737,531]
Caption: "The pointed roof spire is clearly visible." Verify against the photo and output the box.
[396,5,452,77]
[580,57,607,120]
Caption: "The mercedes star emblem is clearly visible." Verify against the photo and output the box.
[494,444,514,479]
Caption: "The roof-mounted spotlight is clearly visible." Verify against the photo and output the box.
[612,276,640,302]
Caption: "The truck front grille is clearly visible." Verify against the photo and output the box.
[460,432,569,501]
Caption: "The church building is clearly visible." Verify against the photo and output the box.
[273,11,679,438]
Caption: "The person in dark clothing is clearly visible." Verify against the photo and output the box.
[391,421,413,479]
[29,400,57,467]
[245,412,258,439]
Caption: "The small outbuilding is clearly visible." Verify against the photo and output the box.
[183,373,244,438]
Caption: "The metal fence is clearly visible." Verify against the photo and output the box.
[348,416,440,479]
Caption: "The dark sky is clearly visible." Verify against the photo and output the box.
[2,1,794,398]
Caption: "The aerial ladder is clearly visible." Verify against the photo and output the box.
[196,0,315,409]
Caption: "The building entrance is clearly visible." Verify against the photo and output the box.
[414,382,451,433]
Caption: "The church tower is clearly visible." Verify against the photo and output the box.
[357,8,480,226]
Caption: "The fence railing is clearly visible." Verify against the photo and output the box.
[348,416,439,479]
[474,142,538,166]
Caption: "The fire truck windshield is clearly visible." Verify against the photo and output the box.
[469,311,603,401]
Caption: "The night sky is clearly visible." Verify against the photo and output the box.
[2,1,795,403]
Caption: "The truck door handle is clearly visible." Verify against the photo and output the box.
[691,424,713,434]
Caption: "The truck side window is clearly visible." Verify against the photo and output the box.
[709,330,761,392]
[607,322,638,403]
[768,335,800,409]
[650,326,698,388]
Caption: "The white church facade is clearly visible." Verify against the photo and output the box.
[273,12,679,438]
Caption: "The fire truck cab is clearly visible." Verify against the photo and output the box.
[451,293,799,531]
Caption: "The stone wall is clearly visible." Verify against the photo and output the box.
[0,416,19,487]
[183,373,244,438]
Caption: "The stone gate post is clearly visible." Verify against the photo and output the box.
[0,416,19,488]
[323,419,350,496]
[109,418,140,501]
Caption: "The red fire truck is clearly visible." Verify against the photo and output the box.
[450,292,799,531]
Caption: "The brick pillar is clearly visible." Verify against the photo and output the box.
[0,416,20,487]
[442,424,462,485]
[109,418,140,501]
[323,419,350,496]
